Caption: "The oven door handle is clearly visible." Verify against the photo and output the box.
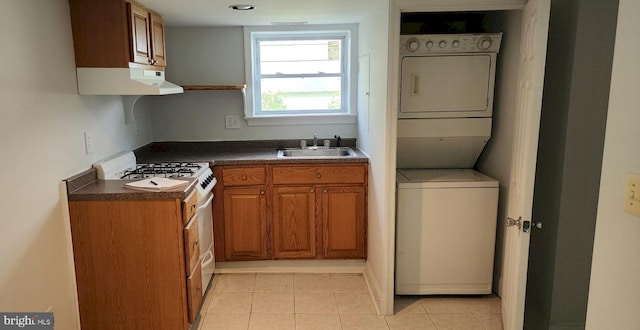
[196,193,214,212]
[201,250,214,267]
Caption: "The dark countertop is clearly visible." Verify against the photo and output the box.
[66,140,369,201]
[134,140,369,165]
[66,168,197,201]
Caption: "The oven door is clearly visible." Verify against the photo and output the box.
[399,53,496,118]
[196,192,214,294]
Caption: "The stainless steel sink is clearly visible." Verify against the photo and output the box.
[277,147,357,158]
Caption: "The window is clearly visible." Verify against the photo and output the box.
[244,25,357,126]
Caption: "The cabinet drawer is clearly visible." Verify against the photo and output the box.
[184,217,200,276]
[186,262,203,323]
[222,166,266,186]
[272,165,366,185]
[182,191,197,225]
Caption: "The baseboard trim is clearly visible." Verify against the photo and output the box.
[214,259,366,274]
[364,261,385,316]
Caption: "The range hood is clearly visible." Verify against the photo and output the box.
[75,67,184,95]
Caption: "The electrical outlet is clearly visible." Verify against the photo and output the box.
[84,131,94,154]
[625,174,640,216]
[225,115,241,129]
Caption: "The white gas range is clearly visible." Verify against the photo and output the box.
[93,151,217,294]
[94,151,216,197]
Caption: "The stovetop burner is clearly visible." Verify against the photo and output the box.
[120,162,204,179]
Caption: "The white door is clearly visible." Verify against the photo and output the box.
[501,0,550,329]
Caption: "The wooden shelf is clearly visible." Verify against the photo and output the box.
[182,85,246,91]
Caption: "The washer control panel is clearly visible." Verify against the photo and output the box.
[400,33,502,54]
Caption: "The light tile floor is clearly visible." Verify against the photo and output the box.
[198,273,503,330]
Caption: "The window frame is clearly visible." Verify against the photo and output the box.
[243,25,358,126]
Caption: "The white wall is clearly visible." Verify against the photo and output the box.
[358,0,393,314]
[146,26,357,142]
[586,0,640,328]
[146,90,356,141]
[0,1,153,328]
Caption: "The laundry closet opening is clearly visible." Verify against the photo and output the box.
[394,9,525,298]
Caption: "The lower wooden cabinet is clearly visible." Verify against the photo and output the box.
[223,186,268,260]
[214,163,368,262]
[69,197,198,330]
[272,186,317,259]
[322,186,366,258]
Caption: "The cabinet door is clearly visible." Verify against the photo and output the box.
[322,186,366,259]
[273,186,316,259]
[149,12,166,67]
[128,2,151,65]
[223,187,268,260]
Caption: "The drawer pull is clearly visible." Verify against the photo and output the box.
[260,190,265,195]
[242,174,247,180]
[323,189,327,193]
[316,173,321,179]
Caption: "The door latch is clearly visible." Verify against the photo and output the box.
[506,217,532,233]
[507,217,543,233]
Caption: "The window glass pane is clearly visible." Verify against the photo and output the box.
[259,39,342,75]
[260,77,342,111]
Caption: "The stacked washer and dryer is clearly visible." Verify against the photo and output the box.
[395,33,502,295]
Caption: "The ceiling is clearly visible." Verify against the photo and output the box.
[136,0,375,27]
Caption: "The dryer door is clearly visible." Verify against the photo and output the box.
[400,54,495,118]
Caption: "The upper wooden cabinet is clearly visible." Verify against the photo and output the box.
[69,0,167,68]
[149,12,167,67]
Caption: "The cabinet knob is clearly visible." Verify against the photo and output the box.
[260,190,265,195]
[323,189,327,193]
[242,174,247,180]
[316,173,321,179]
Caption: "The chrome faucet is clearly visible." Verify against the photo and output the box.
[313,134,318,147]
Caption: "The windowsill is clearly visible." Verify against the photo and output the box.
[245,114,357,126]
